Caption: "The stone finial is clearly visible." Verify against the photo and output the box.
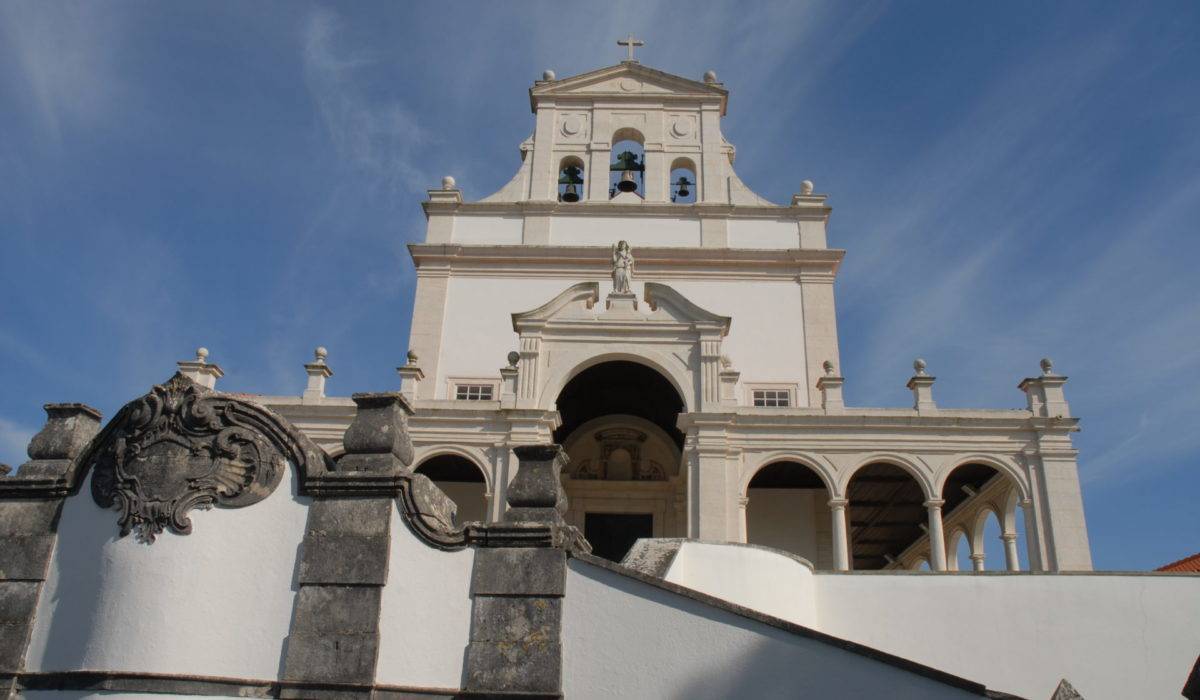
[506,350,520,368]
[822,359,835,376]
[800,180,815,196]
[441,175,457,190]
[1019,358,1070,418]
[406,349,419,365]
[816,360,845,413]
[1041,357,1054,375]
[703,70,718,83]
[506,444,568,524]
[542,69,556,81]
[907,359,936,413]
[17,403,103,478]
[303,346,333,401]
[177,346,223,389]
[913,358,928,376]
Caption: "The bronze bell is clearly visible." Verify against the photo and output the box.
[675,175,693,199]
[561,183,580,202]
[617,169,638,193]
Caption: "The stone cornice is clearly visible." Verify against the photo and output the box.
[421,199,831,220]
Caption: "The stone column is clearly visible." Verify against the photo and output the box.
[828,498,850,571]
[0,404,101,696]
[1002,533,1021,571]
[737,496,749,543]
[281,393,413,699]
[463,445,570,696]
[924,499,948,571]
[970,552,986,572]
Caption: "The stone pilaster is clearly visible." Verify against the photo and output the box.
[281,393,412,699]
[463,445,572,697]
[0,404,100,697]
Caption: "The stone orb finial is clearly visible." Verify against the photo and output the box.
[703,70,718,83]
[314,346,328,364]
[822,360,835,376]
[196,347,209,363]
[1040,357,1054,375]
[506,351,520,368]
[441,175,456,190]
[800,180,815,195]
[406,349,419,365]
[913,358,927,376]
[542,69,556,81]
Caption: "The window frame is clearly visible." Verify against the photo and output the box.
[744,383,798,408]
[447,378,501,402]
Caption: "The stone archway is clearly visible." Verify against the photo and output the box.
[554,360,686,561]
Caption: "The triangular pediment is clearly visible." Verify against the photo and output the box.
[531,63,727,112]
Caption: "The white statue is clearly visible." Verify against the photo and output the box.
[611,240,634,294]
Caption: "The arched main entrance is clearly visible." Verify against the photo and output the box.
[555,360,686,562]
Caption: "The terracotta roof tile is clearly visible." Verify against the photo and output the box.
[1157,552,1200,572]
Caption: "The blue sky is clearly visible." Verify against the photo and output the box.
[1,2,1197,570]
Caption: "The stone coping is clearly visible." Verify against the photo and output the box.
[569,551,1014,698]
[13,670,459,698]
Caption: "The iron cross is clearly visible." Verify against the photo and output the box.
[618,34,644,62]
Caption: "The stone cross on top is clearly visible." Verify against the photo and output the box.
[618,34,644,62]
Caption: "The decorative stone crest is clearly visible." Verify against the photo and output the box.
[84,373,304,543]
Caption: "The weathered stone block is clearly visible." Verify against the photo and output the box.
[23,403,101,463]
[0,619,33,673]
[506,445,567,523]
[289,586,381,635]
[471,596,560,643]
[282,632,378,685]
[0,501,62,535]
[306,498,391,537]
[464,640,561,694]
[340,393,414,470]
[0,582,39,624]
[0,536,55,581]
[471,548,565,596]
[298,535,389,585]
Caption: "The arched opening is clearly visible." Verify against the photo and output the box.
[1012,501,1029,571]
[746,461,831,566]
[557,155,585,203]
[846,463,928,570]
[950,528,970,571]
[414,454,488,525]
[555,360,685,562]
[941,462,1024,571]
[609,128,645,199]
[669,157,697,204]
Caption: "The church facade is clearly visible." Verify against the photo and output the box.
[285,58,1092,574]
[2,53,1197,700]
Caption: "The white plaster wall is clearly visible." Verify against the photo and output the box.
[375,504,474,690]
[664,542,817,628]
[727,219,799,250]
[26,466,311,680]
[552,215,701,247]
[452,214,523,244]
[563,560,979,699]
[437,276,583,396]
[667,279,808,406]
[817,573,1200,700]
[745,489,820,559]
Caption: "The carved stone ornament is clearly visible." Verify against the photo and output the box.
[83,372,313,543]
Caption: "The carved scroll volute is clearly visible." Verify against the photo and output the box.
[86,372,305,543]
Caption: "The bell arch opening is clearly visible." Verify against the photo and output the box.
[554,360,686,562]
[745,461,831,567]
[609,128,645,199]
[414,454,488,526]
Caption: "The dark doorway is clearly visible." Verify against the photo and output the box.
[554,361,684,449]
[584,513,653,562]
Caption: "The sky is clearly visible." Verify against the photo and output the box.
[1,1,1197,571]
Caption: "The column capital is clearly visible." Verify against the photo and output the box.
[923,498,946,510]
[970,553,986,562]
[737,496,750,507]
[827,498,849,510]
[1001,532,1019,543]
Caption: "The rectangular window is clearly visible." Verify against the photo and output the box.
[752,389,791,407]
[455,384,495,401]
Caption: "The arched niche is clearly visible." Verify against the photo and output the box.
[557,155,585,203]
[414,454,489,525]
[669,156,698,204]
[609,127,645,198]
[745,461,831,567]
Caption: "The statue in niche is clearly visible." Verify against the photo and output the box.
[611,240,634,294]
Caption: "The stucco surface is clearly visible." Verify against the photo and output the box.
[663,542,817,627]
[26,467,311,680]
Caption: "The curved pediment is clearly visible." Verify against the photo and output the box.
[644,282,731,335]
[511,282,600,330]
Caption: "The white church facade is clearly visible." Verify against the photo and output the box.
[1,51,1197,700]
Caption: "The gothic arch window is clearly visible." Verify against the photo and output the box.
[415,454,488,525]
[669,157,697,204]
[610,127,645,198]
[558,156,585,203]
